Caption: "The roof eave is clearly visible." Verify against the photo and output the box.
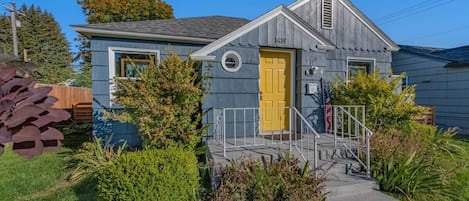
[445,62,469,68]
[317,45,336,51]
[190,55,216,61]
[72,26,216,44]
[192,5,335,58]
[385,47,400,52]
[398,48,454,62]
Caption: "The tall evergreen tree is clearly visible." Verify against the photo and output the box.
[0,15,12,54]
[75,0,175,87]
[0,5,74,84]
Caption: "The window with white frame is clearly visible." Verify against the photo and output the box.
[108,47,160,106]
[109,47,160,79]
[221,51,242,72]
[347,59,374,80]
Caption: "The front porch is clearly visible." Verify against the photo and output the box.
[206,106,396,201]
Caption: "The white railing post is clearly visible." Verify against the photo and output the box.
[234,110,237,146]
[314,134,318,171]
[362,106,366,144]
[289,107,292,151]
[334,106,337,147]
[243,109,246,146]
[223,108,226,158]
[366,131,371,177]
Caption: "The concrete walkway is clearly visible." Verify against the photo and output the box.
[207,134,396,201]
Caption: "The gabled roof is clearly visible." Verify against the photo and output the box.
[399,45,469,67]
[191,5,336,60]
[290,0,399,51]
[399,45,450,61]
[72,16,250,44]
[434,46,469,63]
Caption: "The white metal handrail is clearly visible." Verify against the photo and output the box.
[291,107,320,170]
[332,105,372,176]
[212,107,321,171]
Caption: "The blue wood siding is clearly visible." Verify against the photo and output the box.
[203,20,392,136]
[292,0,390,51]
[393,51,469,129]
[229,14,324,51]
[90,37,204,146]
[90,1,394,142]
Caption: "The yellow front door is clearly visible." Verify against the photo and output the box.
[260,51,291,132]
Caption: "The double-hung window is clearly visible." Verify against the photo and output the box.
[347,58,375,81]
[109,47,160,79]
[108,47,160,104]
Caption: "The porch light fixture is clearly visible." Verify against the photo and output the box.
[221,51,242,72]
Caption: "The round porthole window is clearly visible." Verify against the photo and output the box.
[221,51,242,72]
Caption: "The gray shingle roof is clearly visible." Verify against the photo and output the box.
[433,46,469,63]
[399,45,469,65]
[399,45,446,55]
[73,16,250,40]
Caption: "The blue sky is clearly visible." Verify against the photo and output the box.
[3,0,469,55]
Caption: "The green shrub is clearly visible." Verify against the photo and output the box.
[371,126,463,200]
[373,151,444,200]
[97,147,199,201]
[212,154,326,201]
[331,70,423,130]
[110,52,207,149]
[401,122,461,156]
[67,137,126,184]
[61,123,93,136]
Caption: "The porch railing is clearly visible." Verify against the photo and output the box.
[213,107,320,170]
[330,105,372,176]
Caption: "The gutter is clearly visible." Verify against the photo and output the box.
[72,26,216,45]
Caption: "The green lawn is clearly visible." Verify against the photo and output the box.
[0,134,96,201]
[450,136,469,200]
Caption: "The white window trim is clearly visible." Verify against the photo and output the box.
[108,47,160,106]
[221,50,242,72]
[321,0,334,30]
[346,57,376,82]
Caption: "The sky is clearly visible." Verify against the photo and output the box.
[2,0,469,56]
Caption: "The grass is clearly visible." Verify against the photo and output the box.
[449,135,469,200]
[0,134,97,201]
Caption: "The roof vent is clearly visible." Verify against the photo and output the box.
[322,0,333,29]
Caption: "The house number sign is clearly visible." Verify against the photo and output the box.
[275,37,287,44]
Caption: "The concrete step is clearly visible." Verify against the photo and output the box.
[325,174,396,201]
[317,158,364,176]
[327,188,396,201]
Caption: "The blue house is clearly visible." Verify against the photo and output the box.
[393,45,469,132]
[73,0,399,146]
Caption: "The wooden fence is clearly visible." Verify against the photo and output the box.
[36,84,92,109]
[36,84,93,123]
[72,102,93,123]
[415,106,435,126]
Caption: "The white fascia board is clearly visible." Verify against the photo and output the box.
[72,26,215,44]
[190,55,216,61]
[337,0,399,51]
[385,47,400,52]
[288,0,309,10]
[317,45,336,51]
[192,6,333,57]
